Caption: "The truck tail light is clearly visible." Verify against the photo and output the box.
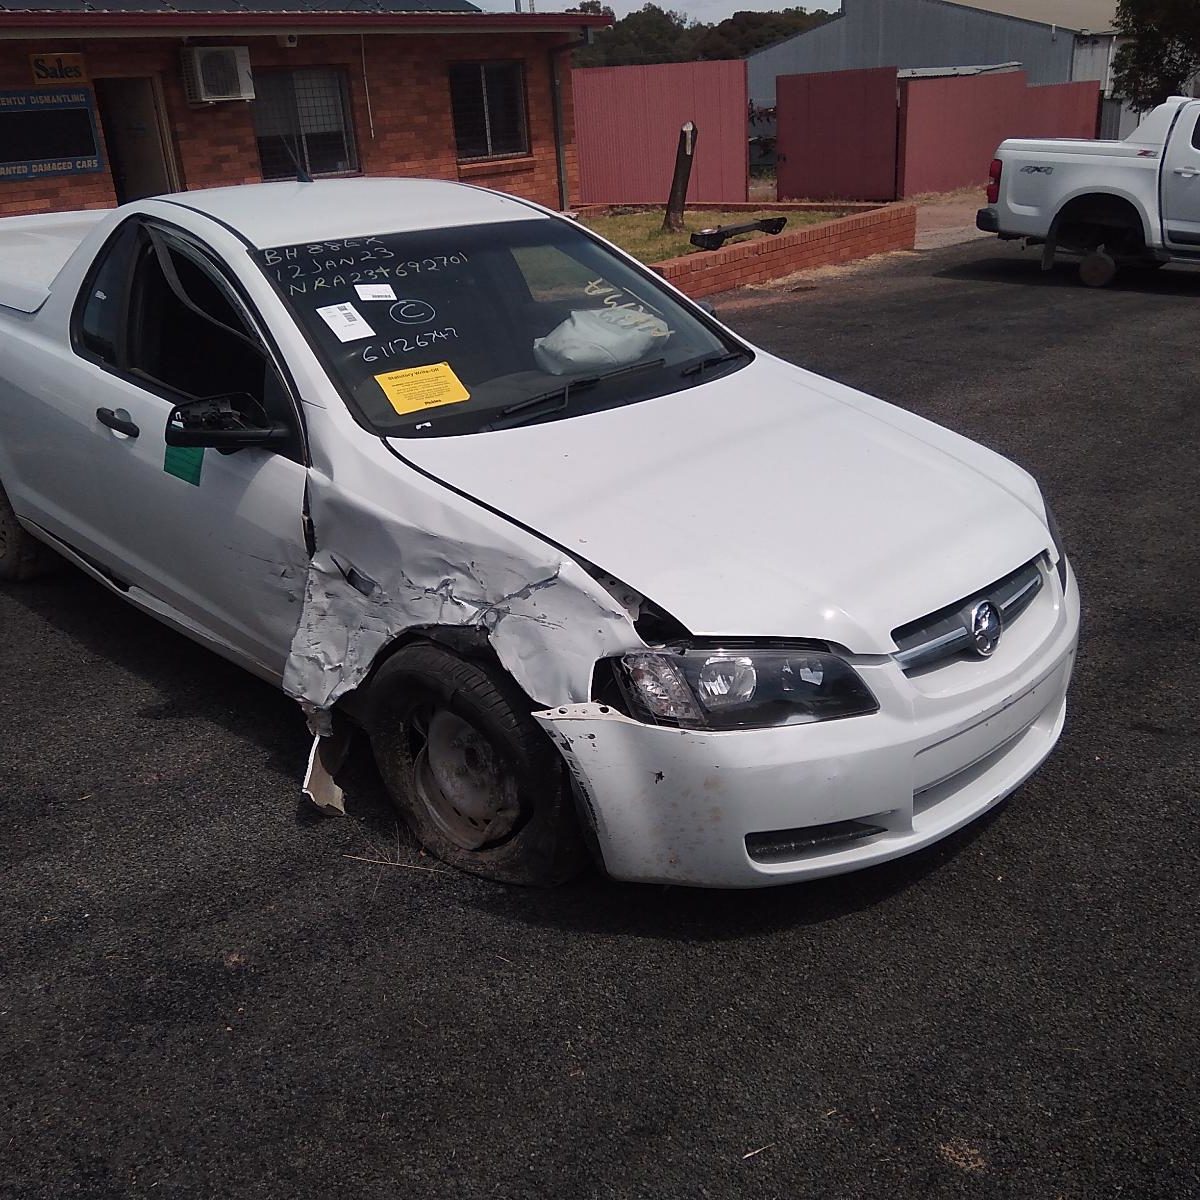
[987,158,1002,204]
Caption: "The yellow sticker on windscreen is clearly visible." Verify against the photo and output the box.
[374,362,470,416]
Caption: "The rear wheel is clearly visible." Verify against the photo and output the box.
[368,642,588,886]
[0,483,56,581]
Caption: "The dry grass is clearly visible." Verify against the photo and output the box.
[579,207,837,264]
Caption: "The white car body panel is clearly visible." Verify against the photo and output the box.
[983,97,1200,255]
[0,178,1080,886]
[396,353,1053,653]
[538,562,1077,888]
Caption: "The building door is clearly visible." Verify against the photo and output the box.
[94,77,177,203]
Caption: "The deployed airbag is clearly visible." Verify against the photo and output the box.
[533,308,668,375]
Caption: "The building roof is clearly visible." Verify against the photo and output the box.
[0,5,608,32]
[0,0,479,9]
[945,0,1117,33]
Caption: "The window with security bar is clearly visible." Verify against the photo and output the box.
[253,68,358,181]
[448,62,529,160]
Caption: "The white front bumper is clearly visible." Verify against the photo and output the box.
[535,561,1080,888]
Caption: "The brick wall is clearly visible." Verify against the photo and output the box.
[0,30,575,217]
[651,204,918,299]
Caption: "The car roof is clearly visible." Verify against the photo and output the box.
[156,177,552,249]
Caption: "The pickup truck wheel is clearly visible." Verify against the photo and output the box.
[368,643,587,886]
[0,484,55,581]
[1079,250,1117,288]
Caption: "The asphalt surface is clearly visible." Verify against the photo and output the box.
[2,240,1197,1199]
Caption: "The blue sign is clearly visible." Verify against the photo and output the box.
[0,88,105,180]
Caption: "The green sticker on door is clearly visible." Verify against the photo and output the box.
[164,444,203,486]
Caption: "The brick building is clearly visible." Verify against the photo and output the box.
[0,1,607,218]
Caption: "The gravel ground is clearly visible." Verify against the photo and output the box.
[2,239,1196,1199]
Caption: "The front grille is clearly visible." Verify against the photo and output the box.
[892,557,1043,673]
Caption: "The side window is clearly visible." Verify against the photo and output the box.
[126,235,264,401]
[1192,113,1200,151]
[75,222,140,365]
[75,221,302,461]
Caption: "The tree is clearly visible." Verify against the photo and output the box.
[574,5,696,67]
[692,8,834,61]
[572,3,834,68]
[1112,0,1200,111]
[566,1,615,19]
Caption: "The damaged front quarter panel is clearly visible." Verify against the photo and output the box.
[282,467,643,767]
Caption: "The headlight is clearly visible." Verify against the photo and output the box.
[1044,502,1069,591]
[611,646,879,730]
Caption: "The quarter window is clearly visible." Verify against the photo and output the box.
[253,68,358,181]
[448,62,528,160]
[1192,113,1200,151]
[77,222,139,365]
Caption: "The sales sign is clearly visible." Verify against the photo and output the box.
[30,53,88,85]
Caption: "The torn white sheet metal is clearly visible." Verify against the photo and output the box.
[302,734,346,816]
[282,470,639,715]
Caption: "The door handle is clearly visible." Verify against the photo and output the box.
[1173,167,1200,178]
[96,407,140,438]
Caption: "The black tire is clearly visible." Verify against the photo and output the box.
[1079,250,1117,288]
[0,482,56,582]
[367,642,588,886]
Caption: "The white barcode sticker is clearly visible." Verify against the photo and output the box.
[316,302,375,343]
[354,283,397,302]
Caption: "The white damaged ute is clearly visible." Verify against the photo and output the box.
[0,179,1079,887]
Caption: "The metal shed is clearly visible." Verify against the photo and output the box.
[748,0,1087,106]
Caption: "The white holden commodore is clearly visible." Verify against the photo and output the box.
[0,178,1079,888]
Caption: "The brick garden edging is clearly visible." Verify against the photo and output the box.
[647,203,917,299]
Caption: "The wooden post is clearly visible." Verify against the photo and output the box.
[662,121,697,233]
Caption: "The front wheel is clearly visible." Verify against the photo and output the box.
[1079,249,1118,288]
[368,642,588,886]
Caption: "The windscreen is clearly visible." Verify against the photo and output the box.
[251,218,746,437]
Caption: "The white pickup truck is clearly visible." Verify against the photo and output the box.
[977,95,1200,285]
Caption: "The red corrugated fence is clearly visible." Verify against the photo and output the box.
[776,68,900,203]
[898,73,1100,196]
[572,61,748,205]
[776,67,1101,201]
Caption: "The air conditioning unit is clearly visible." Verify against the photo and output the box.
[182,47,254,103]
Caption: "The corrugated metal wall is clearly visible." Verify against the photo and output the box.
[776,68,899,202]
[775,66,1100,201]
[748,0,1077,105]
[573,61,748,205]
[898,73,1100,194]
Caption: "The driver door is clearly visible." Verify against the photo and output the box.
[1162,102,1200,250]
[72,217,310,678]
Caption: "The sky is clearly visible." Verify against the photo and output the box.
[473,1,843,23]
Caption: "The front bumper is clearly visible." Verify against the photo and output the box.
[536,559,1080,888]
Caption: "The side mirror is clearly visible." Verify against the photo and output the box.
[165,393,290,453]
[697,299,718,319]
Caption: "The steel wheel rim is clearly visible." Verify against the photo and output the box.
[411,708,520,850]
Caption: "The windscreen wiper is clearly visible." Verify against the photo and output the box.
[680,350,748,380]
[484,357,667,431]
